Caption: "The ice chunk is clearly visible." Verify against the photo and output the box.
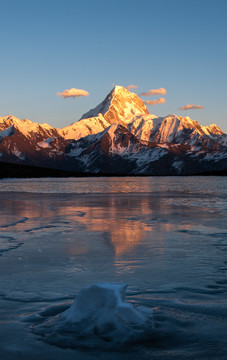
[62,283,149,326]
[33,283,154,349]
[62,283,126,321]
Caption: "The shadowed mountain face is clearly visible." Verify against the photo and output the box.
[0,86,227,176]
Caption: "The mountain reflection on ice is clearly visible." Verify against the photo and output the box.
[0,177,227,360]
[0,192,158,256]
[0,188,224,257]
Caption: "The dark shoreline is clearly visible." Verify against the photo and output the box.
[0,161,226,179]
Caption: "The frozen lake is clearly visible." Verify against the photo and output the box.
[0,177,227,360]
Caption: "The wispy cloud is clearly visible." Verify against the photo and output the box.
[126,85,138,90]
[179,104,204,110]
[56,88,90,99]
[140,88,166,96]
[144,98,166,105]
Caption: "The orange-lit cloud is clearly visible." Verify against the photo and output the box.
[126,85,138,90]
[179,104,204,110]
[144,98,166,105]
[56,88,90,98]
[140,88,166,96]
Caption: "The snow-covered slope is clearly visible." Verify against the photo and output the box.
[0,115,69,167]
[67,123,147,158]
[0,125,15,142]
[65,123,171,174]
[59,114,110,140]
[128,114,225,145]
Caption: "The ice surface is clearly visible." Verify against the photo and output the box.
[0,177,227,359]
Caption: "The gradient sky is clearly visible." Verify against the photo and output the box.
[1,0,227,132]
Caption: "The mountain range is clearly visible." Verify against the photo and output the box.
[0,85,227,176]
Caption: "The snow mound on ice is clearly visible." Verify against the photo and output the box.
[33,283,154,349]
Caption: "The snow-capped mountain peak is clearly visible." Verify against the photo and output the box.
[80,85,149,126]
[0,115,57,138]
[202,123,224,136]
[0,85,226,176]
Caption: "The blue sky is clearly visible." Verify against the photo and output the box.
[1,0,227,132]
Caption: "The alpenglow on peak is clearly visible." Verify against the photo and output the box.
[80,85,149,126]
